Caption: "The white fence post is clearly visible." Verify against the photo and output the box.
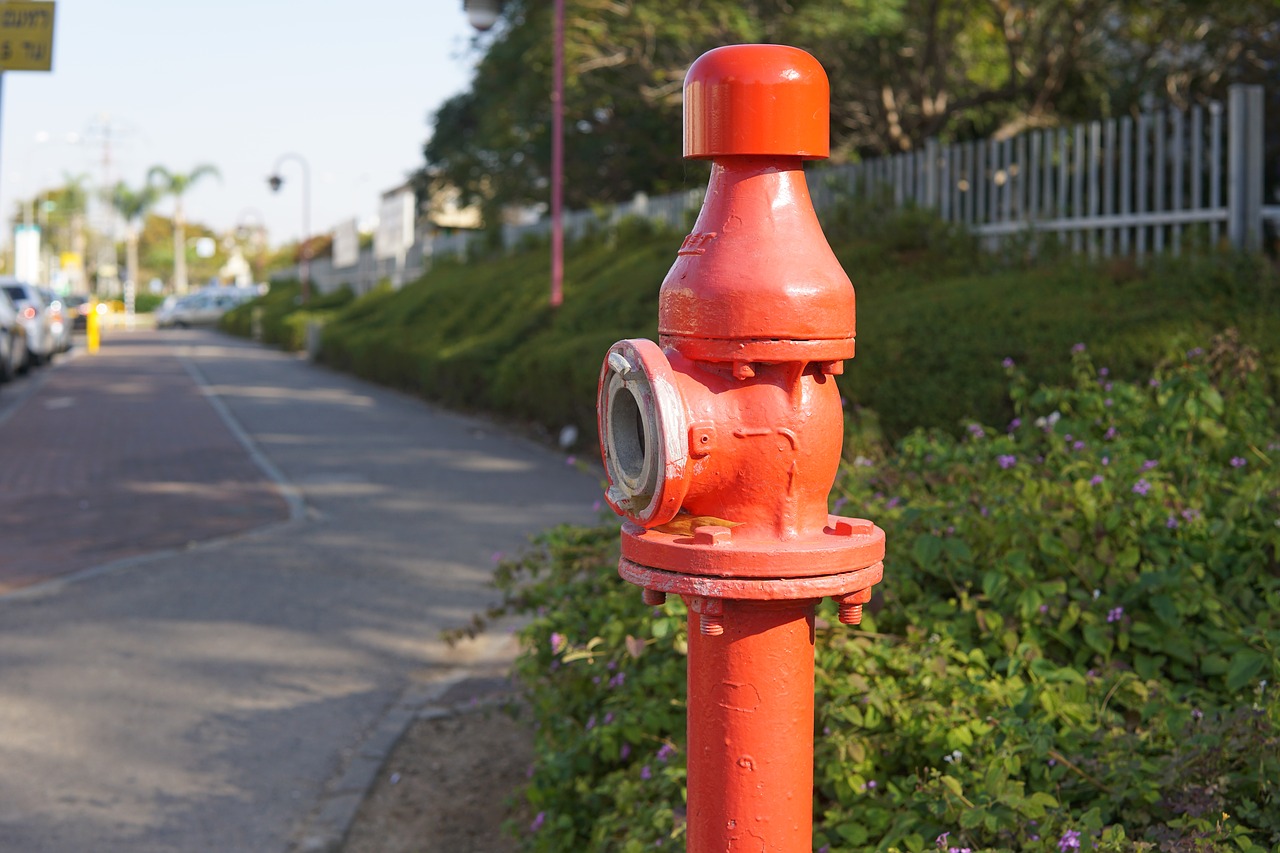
[1227,84,1265,252]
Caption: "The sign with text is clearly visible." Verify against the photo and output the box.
[0,2,55,71]
[332,218,359,269]
[375,189,415,261]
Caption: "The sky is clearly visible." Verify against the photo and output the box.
[0,0,481,246]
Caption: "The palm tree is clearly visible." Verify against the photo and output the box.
[147,164,220,294]
[110,181,159,299]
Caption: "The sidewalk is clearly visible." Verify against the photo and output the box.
[0,337,290,593]
[0,328,602,852]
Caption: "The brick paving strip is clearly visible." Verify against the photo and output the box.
[0,334,290,593]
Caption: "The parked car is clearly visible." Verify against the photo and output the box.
[61,293,91,331]
[39,288,73,354]
[0,288,30,380]
[155,289,246,328]
[0,278,54,365]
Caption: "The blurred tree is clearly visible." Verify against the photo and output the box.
[147,164,221,294]
[110,181,160,297]
[420,0,1278,218]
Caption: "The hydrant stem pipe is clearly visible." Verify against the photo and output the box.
[687,597,818,852]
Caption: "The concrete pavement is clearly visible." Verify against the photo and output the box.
[0,328,602,852]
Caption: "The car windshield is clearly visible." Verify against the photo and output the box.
[3,285,26,302]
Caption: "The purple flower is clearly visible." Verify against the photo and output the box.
[1040,604,1049,614]
[1099,367,1110,377]
[1101,455,1110,466]
[1008,417,1022,433]
[640,765,652,780]
[1058,829,1081,850]
[1230,456,1247,468]
[967,423,986,439]
[1104,427,1117,440]
[620,742,632,760]
[1090,475,1104,486]
[866,780,877,789]
[1132,479,1151,496]
[1073,440,1085,451]
[1182,508,1201,522]
[586,715,596,730]
[998,454,1017,469]
[1072,342,1086,353]
[1104,398,1113,407]
[656,744,676,763]
[1191,708,1204,721]
[604,712,614,725]
[1107,606,1124,623]
[936,832,950,848]
[1166,516,1179,529]
[1149,378,1161,387]
[1104,382,1113,392]
[491,551,505,564]
[886,497,901,509]
[1002,357,1016,369]
[609,672,626,689]
[1187,347,1204,359]
[550,632,566,653]
[1142,459,1159,470]
[531,811,546,832]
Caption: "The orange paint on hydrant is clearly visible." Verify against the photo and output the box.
[597,45,886,852]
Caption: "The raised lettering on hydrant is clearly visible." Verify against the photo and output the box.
[596,45,887,852]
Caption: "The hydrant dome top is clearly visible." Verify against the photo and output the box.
[684,44,830,160]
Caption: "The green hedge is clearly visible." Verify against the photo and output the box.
[225,208,1280,445]
[219,281,355,351]
[494,336,1280,851]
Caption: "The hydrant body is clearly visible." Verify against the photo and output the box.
[597,45,885,852]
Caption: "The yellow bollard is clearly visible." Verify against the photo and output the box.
[86,301,100,354]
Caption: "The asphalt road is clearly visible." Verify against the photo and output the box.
[0,328,602,852]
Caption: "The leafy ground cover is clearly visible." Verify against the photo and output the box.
[490,334,1279,852]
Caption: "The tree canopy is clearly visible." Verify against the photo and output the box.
[419,0,1278,224]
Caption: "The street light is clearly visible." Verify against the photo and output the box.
[462,0,564,307]
[267,152,311,303]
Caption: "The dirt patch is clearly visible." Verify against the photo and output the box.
[341,680,535,853]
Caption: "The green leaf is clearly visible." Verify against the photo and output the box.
[1083,624,1112,656]
[940,776,964,799]
[911,534,943,566]
[1225,649,1270,692]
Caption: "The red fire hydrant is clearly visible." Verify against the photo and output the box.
[596,45,886,852]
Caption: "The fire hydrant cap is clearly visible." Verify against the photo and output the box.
[684,44,830,160]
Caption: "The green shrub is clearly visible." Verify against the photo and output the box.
[219,282,354,350]
[492,332,1280,852]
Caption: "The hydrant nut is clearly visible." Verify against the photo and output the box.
[831,518,874,537]
[607,350,633,376]
[693,525,732,546]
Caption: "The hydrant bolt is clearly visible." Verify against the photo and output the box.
[835,588,874,626]
[642,588,667,606]
[838,603,863,625]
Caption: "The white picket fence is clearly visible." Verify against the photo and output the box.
[290,85,1274,295]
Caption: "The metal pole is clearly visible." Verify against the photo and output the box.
[550,0,565,307]
[686,598,817,851]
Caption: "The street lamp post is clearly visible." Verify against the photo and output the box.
[463,0,564,308]
[267,152,311,303]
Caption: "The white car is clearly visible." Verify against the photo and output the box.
[0,278,54,365]
[155,290,245,328]
[0,288,30,380]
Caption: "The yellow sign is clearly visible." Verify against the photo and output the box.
[0,2,55,72]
